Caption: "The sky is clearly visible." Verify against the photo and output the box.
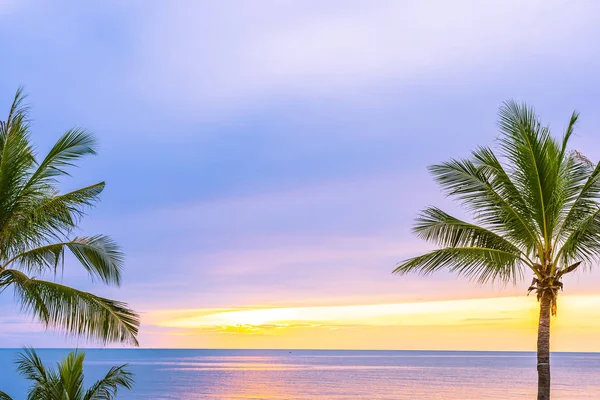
[1,0,600,351]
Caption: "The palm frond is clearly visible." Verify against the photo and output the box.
[471,146,537,238]
[497,101,563,245]
[28,182,105,241]
[3,183,106,255]
[83,365,134,400]
[5,235,124,285]
[429,157,539,251]
[557,208,600,266]
[0,269,139,345]
[15,347,52,400]
[0,95,35,233]
[26,128,97,187]
[36,182,105,223]
[65,235,123,285]
[0,86,29,141]
[559,111,579,160]
[394,247,523,284]
[414,206,526,256]
[555,161,600,243]
[56,350,86,399]
[15,347,48,384]
[10,348,134,400]
[25,366,62,400]
[0,391,13,400]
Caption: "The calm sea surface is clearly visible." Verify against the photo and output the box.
[0,349,599,399]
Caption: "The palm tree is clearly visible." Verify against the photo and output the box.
[393,101,598,400]
[0,347,134,400]
[0,88,138,345]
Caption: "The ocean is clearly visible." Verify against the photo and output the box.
[0,349,598,399]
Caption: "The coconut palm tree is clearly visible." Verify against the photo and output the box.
[0,88,138,345]
[0,347,134,400]
[393,101,598,400]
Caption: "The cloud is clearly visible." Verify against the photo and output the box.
[105,171,441,241]
[133,295,600,351]
[131,0,600,114]
[153,296,538,330]
[78,173,477,308]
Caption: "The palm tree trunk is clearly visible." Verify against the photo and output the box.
[537,292,552,400]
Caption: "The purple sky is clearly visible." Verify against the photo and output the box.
[1,0,600,347]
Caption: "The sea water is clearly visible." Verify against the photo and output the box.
[0,349,598,399]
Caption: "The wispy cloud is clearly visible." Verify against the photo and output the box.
[153,296,538,330]
[136,295,600,351]
[133,0,600,115]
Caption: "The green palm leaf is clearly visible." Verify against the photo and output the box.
[394,247,522,284]
[83,365,134,400]
[429,157,540,251]
[4,235,123,284]
[555,162,600,241]
[55,351,86,400]
[558,208,600,266]
[15,347,48,384]
[1,348,134,400]
[15,347,52,400]
[28,128,97,184]
[414,207,524,253]
[30,182,106,234]
[497,101,559,244]
[0,269,139,345]
[0,89,138,345]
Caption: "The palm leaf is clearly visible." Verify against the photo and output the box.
[15,347,52,400]
[15,347,48,384]
[394,247,523,284]
[0,94,35,233]
[555,161,600,243]
[56,350,86,399]
[496,101,571,248]
[3,183,106,255]
[0,269,139,345]
[83,365,134,400]
[414,207,524,254]
[471,146,538,247]
[558,208,600,266]
[0,392,13,400]
[429,157,540,251]
[26,128,97,186]
[4,235,124,285]
[9,348,134,399]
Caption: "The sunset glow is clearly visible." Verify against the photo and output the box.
[141,295,600,351]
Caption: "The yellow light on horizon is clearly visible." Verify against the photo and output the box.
[158,296,539,329]
[143,295,600,351]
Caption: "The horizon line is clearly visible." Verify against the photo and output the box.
[0,348,596,354]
